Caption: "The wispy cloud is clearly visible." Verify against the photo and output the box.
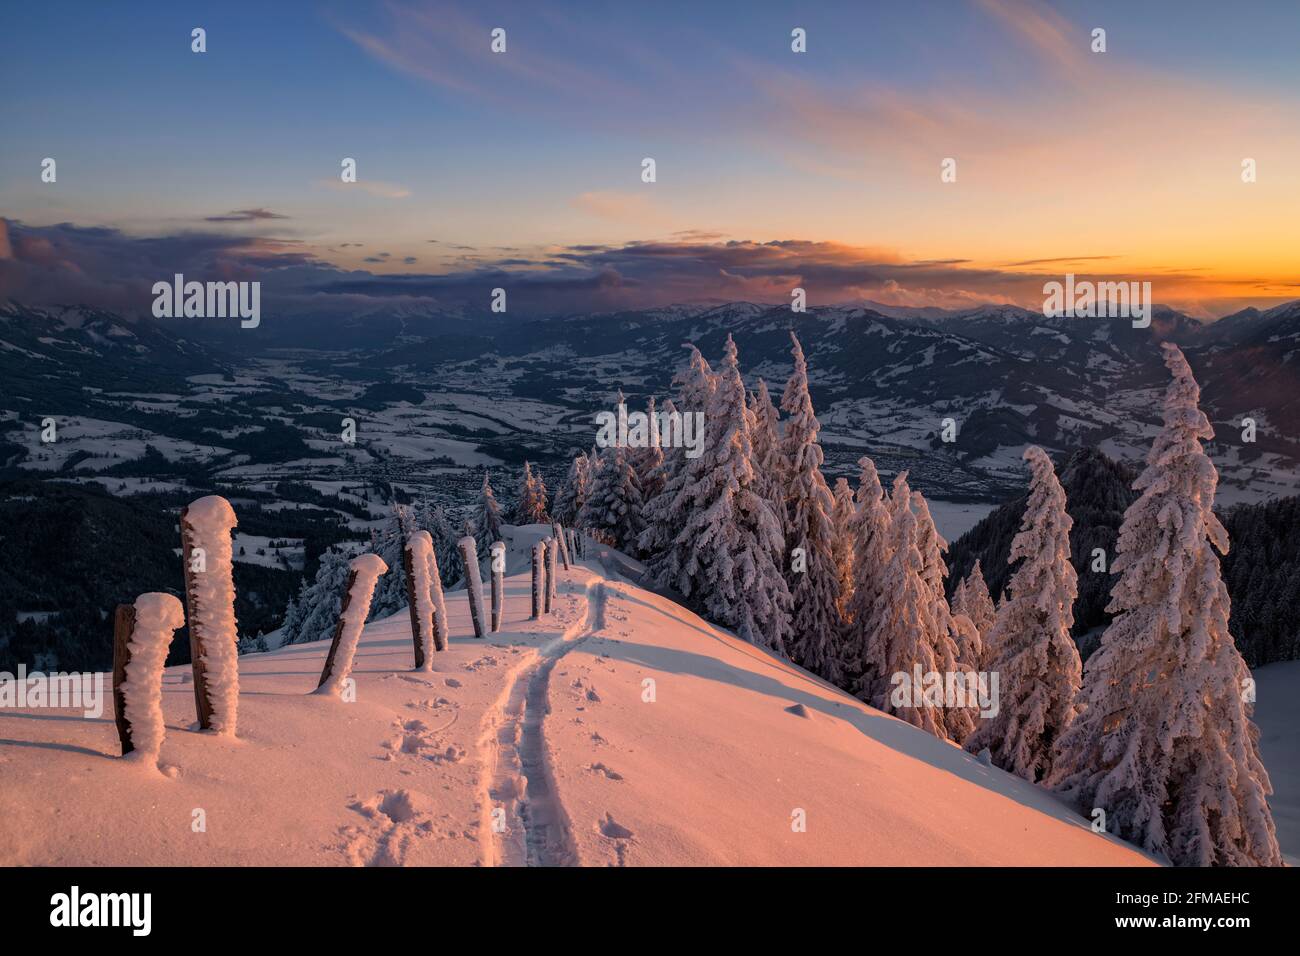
[203,208,290,223]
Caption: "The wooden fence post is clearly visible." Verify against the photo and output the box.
[111,604,137,756]
[318,554,388,694]
[531,541,544,619]
[179,496,239,733]
[490,542,505,633]
[543,538,556,614]
[319,567,360,689]
[553,522,570,569]
[402,534,425,669]
[459,536,486,638]
[113,593,185,762]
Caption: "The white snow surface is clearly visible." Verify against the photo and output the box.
[0,539,1155,866]
[122,593,186,766]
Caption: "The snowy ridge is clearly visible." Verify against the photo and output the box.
[0,527,1152,866]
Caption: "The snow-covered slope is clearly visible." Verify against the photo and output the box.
[0,530,1153,866]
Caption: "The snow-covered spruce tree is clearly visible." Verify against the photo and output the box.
[860,474,946,736]
[625,395,666,505]
[368,505,414,620]
[844,456,893,692]
[286,547,353,645]
[517,461,550,524]
[475,470,504,555]
[551,453,590,528]
[1048,345,1282,866]
[965,446,1080,782]
[424,502,464,588]
[779,332,844,683]
[643,335,792,653]
[958,560,997,663]
[831,477,856,621]
[579,443,646,553]
[913,490,978,742]
[640,348,715,559]
[747,378,784,515]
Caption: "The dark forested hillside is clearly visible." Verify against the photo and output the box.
[1220,496,1300,666]
[0,480,345,673]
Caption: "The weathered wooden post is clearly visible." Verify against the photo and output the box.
[566,528,578,566]
[553,521,570,570]
[490,541,505,633]
[543,538,557,614]
[428,546,450,652]
[531,541,544,619]
[179,495,239,734]
[458,536,487,638]
[113,593,186,763]
[112,604,137,755]
[403,528,434,671]
[318,553,388,694]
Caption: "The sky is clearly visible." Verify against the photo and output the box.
[2,0,1299,318]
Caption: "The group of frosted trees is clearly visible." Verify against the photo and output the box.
[551,335,1280,867]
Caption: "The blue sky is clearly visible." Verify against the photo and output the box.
[2,1,1299,315]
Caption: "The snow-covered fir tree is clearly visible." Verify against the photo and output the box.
[421,501,464,589]
[631,396,666,504]
[284,547,352,645]
[844,456,892,692]
[965,446,1080,781]
[1048,345,1282,866]
[638,396,676,510]
[747,378,783,515]
[642,335,792,653]
[779,332,844,683]
[831,476,856,621]
[860,473,946,736]
[640,348,714,558]
[475,470,504,555]
[551,453,590,528]
[367,505,415,620]
[579,442,646,552]
[912,490,977,742]
[517,461,550,524]
[954,560,996,663]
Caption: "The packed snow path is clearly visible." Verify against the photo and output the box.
[0,528,1156,866]
[480,578,607,866]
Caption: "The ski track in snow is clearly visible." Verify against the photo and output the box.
[478,577,608,866]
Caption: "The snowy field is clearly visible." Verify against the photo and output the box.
[0,531,1152,867]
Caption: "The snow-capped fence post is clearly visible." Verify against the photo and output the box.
[112,593,186,763]
[317,554,388,695]
[566,528,578,566]
[490,541,505,633]
[401,533,425,669]
[428,546,450,652]
[179,495,240,734]
[531,541,544,619]
[458,536,486,638]
[553,522,570,570]
[405,531,438,670]
[543,538,557,614]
